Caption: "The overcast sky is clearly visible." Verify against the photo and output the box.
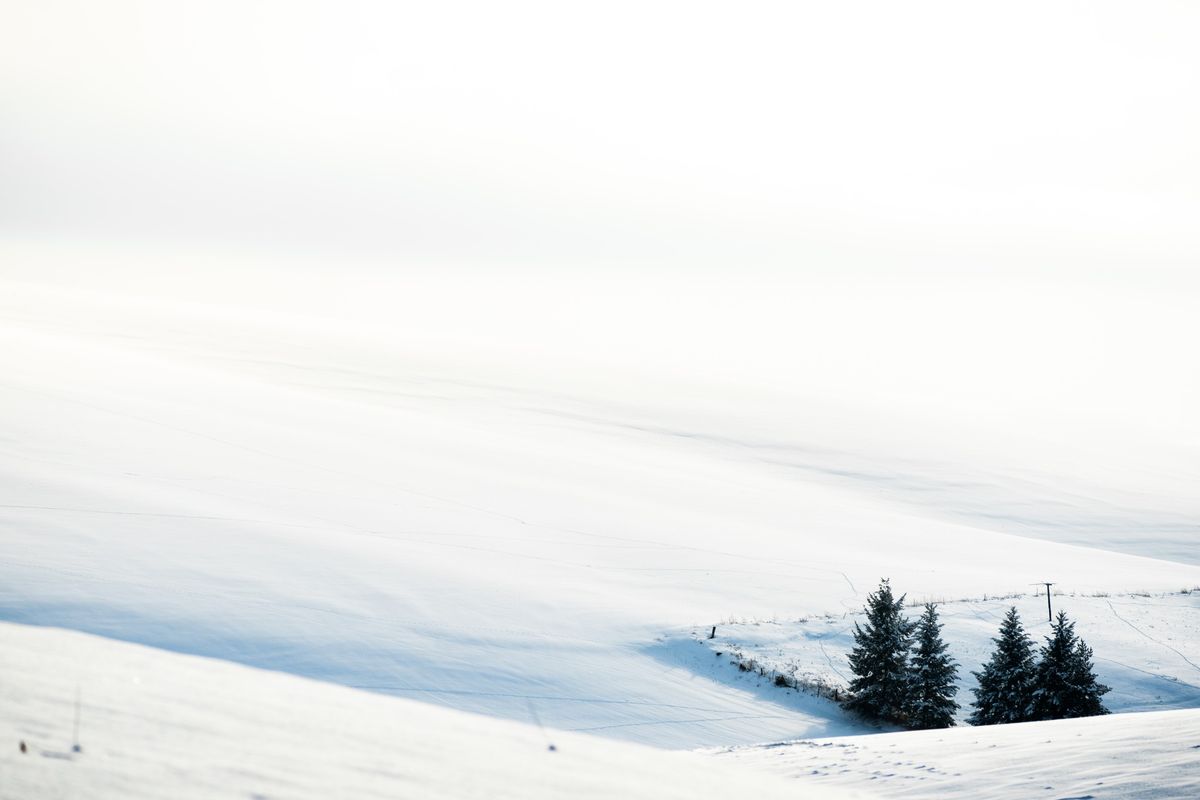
[2,1,1199,484]
[3,0,1199,276]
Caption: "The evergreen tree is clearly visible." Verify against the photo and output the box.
[842,578,914,724]
[968,607,1037,725]
[1031,612,1110,720]
[904,603,960,729]
[1066,639,1111,717]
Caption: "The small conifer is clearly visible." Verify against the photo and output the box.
[842,579,914,724]
[1031,612,1110,720]
[905,603,960,729]
[968,607,1037,725]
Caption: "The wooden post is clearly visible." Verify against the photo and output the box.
[72,686,82,753]
[708,626,716,639]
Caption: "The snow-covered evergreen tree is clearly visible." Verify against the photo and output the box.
[904,602,959,729]
[1031,611,1110,720]
[1066,639,1111,717]
[842,578,914,724]
[968,606,1037,725]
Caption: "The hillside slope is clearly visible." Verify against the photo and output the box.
[713,708,1200,799]
[2,264,1199,746]
[0,622,864,800]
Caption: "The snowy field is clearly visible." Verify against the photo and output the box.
[4,1,1200,797]
[3,260,1199,750]
[0,621,861,800]
[686,591,1200,726]
[5,621,1196,800]
[713,707,1200,799]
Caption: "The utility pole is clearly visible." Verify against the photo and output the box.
[1031,582,1054,622]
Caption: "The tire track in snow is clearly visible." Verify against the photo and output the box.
[1104,600,1200,675]
[817,639,848,682]
[1093,656,1200,695]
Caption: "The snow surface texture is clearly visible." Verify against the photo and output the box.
[0,622,864,800]
[2,261,1200,747]
[691,592,1200,723]
[713,709,1200,799]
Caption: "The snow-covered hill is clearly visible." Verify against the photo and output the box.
[2,261,1199,747]
[0,621,861,800]
[4,1,1200,795]
[713,708,1200,799]
[6,621,1196,800]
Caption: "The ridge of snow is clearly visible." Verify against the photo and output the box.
[0,622,864,800]
[713,707,1200,799]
